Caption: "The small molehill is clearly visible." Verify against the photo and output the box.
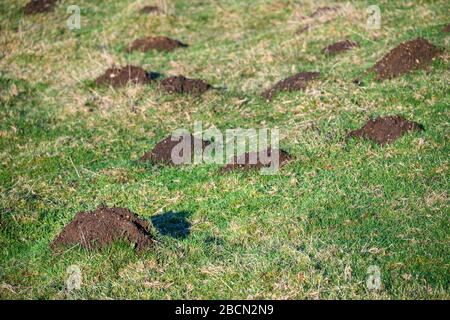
[222,148,291,172]
[296,6,340,34]
[262,72,320,100]
[443,24,450,33]
[160,75,211,95]
[370,38,441,80]
[323,40,359,55]
[310,6,340,18]
[129,36,187,52]
[95,65,157,88]
[51,206,153,250]
[141,134,210,165]
[347,115,424,145]
[24,0,57,14]
[140,5,160,14]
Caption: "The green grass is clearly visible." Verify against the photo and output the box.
[0,0,449,299]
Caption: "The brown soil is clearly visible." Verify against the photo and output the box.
[347,115,424,145]
[262,72,320,100]
[370,38,441,80]
[128,36,187,52]
[222,148,291,172]
[296,25,311,34]
[95,65,156,88]
[51,206,153,250]
[296,6,340,34]
[160,75,211,95]
[323,40,359,55]
[24,0,57,14]
[310,6,340,18]
[141,5,159,14]
[443,24,450,33]
[140,134,210,165]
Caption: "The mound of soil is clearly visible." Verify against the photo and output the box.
[310,6,340,18]
[51,206,153,250]
[296,6,340,34]
[262,72,320,100]
[443,24,450,33]
[347,115,424,145]
[140,134,210,165]
[222,148,291,172]
[95,65,157,88]
[323,40,359,55]
[370,38,441,80]
[129,36,187,52]
[24,0,57,14]
[141,5,159,14]
[160,75,211,95]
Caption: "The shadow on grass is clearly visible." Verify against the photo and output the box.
[151,211,191,239]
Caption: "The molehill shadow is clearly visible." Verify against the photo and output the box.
[151,211,192,239]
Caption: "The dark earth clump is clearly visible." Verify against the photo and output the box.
[443,24,450,33]
[129,36,187,52]
[24,0,57,15]
[323,40,359,55]
[95,65,157,88]
[347,115,424,145]
[310,6,340,18]
[222,148,291,172]
[262,72,320,100]
[370,38,441,80]
[141,134,210,165]
[140,5,159,14]
[160,75,211,95]
[51,206,153,250]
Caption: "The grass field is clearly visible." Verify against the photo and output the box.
[0,0,449,299]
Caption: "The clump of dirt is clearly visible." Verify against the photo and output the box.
[95,65,157,88]
[160,75,211,95]
[443,24,450,33]
[262,72,320,100]
[222,148,292,172]
[128,36,187,52]
[347,115,424,145]
[310,6,340,18]
[370,38,441,80]
[323,40,359,55]
[140,134,210,165]
[296,6,341,34]
[51,206,153,250]
[140,5,159,14]
[24,0,57,14]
